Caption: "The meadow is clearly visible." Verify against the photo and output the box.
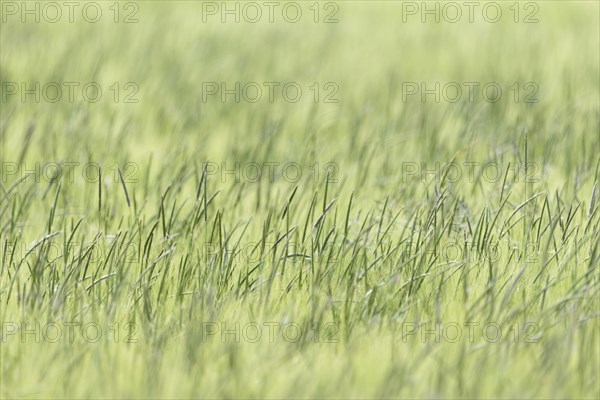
[1,1,599,398]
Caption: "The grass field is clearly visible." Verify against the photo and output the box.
[1,1,599,398]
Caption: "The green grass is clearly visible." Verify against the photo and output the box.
[1,1,599,398]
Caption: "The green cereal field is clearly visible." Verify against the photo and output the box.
[1,1,599,398]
